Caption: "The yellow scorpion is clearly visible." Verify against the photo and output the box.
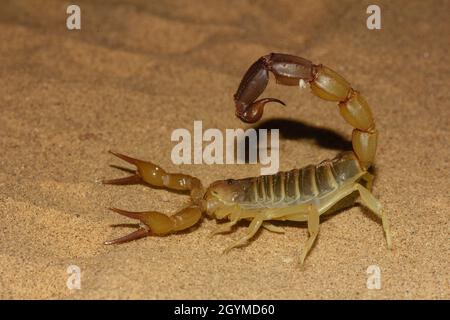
[103,53,392,265]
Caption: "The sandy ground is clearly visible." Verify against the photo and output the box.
[0,0,449,299]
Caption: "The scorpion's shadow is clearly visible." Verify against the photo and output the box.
[245,117,377,179]
[236,118,352,164]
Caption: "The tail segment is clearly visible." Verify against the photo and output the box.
[233,53,378,170]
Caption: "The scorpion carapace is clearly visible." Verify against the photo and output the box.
[103,53,392,265]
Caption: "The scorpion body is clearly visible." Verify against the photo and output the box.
[216,152,363,211]
[103,53,392,265]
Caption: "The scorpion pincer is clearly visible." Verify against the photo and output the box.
[102,53,392,266]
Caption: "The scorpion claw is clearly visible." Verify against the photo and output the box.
[108,207,148,221]
[105,206,151,244]
[103,151,149,184]
[102,174,141,185]
[107,151,156,179]
[106,206,202,238]
[104,228,149,245]
[108,150,141,165]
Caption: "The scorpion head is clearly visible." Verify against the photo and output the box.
[204,179,251,219]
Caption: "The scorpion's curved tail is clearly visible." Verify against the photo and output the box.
[234,53,378,170]
[102,151,205,244]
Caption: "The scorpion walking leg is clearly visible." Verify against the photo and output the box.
[209,219,239,237]
[209,210,285,237]
[355,184,392,249]
[262,222,285,233]
[361,172,375,191]
[299,205,320,265]
[223,216,264,253]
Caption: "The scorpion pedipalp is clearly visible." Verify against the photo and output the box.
[103,152,205,244]
[105,206,202,243]
[104,228,149,245]
[103,174,141,185]
[104,151,204,200]
[102,152,146,185]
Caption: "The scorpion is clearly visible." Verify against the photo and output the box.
[103,53,392,265]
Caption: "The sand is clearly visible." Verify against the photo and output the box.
[0,0,448,299]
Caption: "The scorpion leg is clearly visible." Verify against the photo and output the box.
[315,182,391,249]
[361,172,375,191]
[262,222,285,233]
[105,205,203,245]
[355,184,392,249]
[223,216,264,254]
[299,205,320,265]
[211,219,285,237]
[209,219,238,237]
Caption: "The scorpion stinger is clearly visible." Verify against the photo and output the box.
[234,53,315,123]
[233,55,289,123]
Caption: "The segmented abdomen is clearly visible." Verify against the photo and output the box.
[239,151,364,207]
